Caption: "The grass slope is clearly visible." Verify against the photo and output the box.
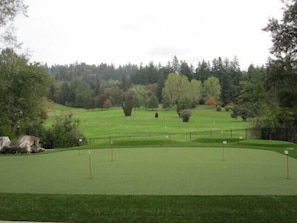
[46,105,250,138]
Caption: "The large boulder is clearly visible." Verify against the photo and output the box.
[0,135,45,154]
[0,136,11,152]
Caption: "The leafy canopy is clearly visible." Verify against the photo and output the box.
[0,48,51,136]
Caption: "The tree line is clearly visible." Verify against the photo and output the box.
[46,56,242,110]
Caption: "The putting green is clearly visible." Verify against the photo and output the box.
[0,147,296,195]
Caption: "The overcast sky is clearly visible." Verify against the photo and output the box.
[15,0,284,70]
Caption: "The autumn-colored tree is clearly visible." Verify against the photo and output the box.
[205,97,217,106]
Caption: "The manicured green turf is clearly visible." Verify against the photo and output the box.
[0,147,296,195]
[45,105,250,138]
[1,193,297,223]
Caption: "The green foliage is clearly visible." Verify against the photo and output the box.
[0,48,51,137]
[194,60,211,81]
[131,62,159,85]
[232,66,266,121]
[130,84,151,108]
[259,0,297,142]
[122,99,133,116]
[190,79,202,104]
[147,95,159,110]
[176,96,193,115]
[180,60,193,79]
[104,87,125,106]
[264,0,297,62]
[202,76,221,103]
[161,96,171,110]
[211,57,241,106]
[179,109,192,122]
[16,121,46,138]
[225,104,233,112]
[263,0,297,104]
[47,56,243,112]
[162,73,184,107]
[162,73,202,114]
[265,59,297,107]
[44,114,86,148]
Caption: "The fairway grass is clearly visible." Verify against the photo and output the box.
[0,147,296,195]
[45,105,250,138]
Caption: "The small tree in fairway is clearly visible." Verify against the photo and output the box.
[122,99,133,116]
[179,109,192,122]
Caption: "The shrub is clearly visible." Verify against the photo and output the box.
[176,97,192,117]
[216,106,222,111]
[225,104,233,112]
[179,109,192,122]
[44,114,86,149]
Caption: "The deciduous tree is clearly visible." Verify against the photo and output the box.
[202,76,221,103]
[162,72,201,117]
[0,48,51,136]
[259,0,297,141]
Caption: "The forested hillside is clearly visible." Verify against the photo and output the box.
[46,56,248,110]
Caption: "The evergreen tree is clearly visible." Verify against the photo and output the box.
[171,55,181,73]
[232,65,266,121]
[194,60,211,82]
[180,61,193,80]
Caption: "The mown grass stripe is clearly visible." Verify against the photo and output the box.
[1,193,297,223]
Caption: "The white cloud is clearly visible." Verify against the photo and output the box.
[15,0,283,70]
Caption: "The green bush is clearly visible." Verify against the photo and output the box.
[44,114,86,149]
[17,121,46,138]
[179,109,192,122]
[176,97,192,117]
[225,104,233,112]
